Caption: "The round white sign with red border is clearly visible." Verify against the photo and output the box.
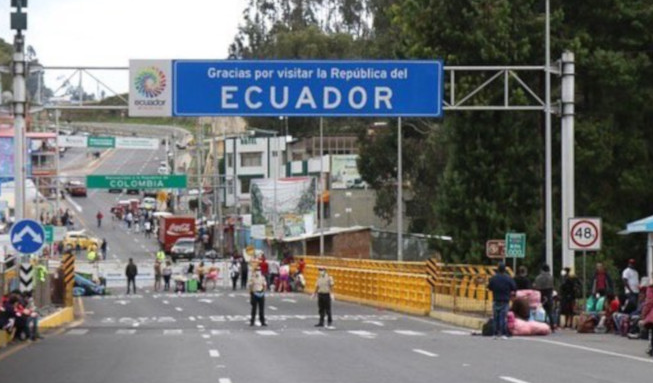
[568,217,602,251]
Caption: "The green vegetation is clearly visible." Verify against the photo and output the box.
[231,0,653,272]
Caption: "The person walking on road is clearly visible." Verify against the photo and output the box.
[154,260,162,292]
[156,249,166,263]
[96,211,104,228]
[313,267,335,328]
[534,264,555,332]
[622,259,640,306]
[125,258,138,294]
[162,261,173,291]
[144,220,152,239]
[487,262,516,339]
[269,259,280,292]
[248,266,267,327]
[240,257,249,290]
[230,260,240,291]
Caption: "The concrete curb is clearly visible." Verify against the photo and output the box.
[429,310,486,330]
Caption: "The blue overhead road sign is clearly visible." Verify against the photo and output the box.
[128,60,444,118]
[10,219,45,254]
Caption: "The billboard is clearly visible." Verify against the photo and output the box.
[330,155,363,189]
[250,177,316,237]
[130,60,444,117]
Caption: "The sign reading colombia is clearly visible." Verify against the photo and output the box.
[129,59,443,118]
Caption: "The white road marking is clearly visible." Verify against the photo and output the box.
[199,299,213,303]
[282,298,297,303]
[162,300,169,305]
[66,329,89,335]
[202,334,211,339]
[175,307,183,312]
[218,379,232,383]
[303,330,326,336]
[521,338,653,365]
[500,377,530,383]
[211,330,230,336]
[209,349,220,358]
[84,311,95,315]
[442,330,470,336]
[116,329,136,335]
[256,330,278,336]
[363,321,384,327]
[163,329,183,335]
[268,306,278,311]
[189,316,196,321]
[348,331,376,339]
[114,300,129,305]
[413,349,438,358]
[64,195,83,212]
[395,330,425,336]
[197,325,205,329]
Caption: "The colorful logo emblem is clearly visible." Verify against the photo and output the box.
[135,66,167,98]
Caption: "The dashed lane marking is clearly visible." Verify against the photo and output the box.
[162,300,169,305]
[189,316,196,321]
[268,306,278,311]
[116,329,136,335]
[520,338,653,365]
[348,331,376,339]
[175,307,183,312]
[303,330,326,336]
[209,349,220,358]
[218,379,232,383]
[413,349,438,358]
[442,330,470,336]
[163,329,183,335]
[282,298,297,303]
[66,329,89,335]
[211,330,231,336]
[256,330,278,336]
[500,377,530,383]
[202,334,211,339]
[395,330,425,336]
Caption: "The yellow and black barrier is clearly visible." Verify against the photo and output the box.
[62,253,75,307]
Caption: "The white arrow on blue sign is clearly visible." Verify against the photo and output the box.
[10,219,45,254]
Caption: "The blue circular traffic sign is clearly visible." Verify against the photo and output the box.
[10,219,46,254]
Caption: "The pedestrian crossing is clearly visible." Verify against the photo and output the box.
[64,328,429,339]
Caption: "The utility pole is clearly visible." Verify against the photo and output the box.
[54,110,61,219]
[319,118,324,256]
[196,123,203,220]
[11,0,28,221]
[544,0,554,273]
[561,51,576,270]
[397,117,403,262]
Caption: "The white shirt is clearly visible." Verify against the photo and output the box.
[622,267,640,294]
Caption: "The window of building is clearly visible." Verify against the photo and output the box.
[226,153,233,168]
[227,179,234,195]
[241,178,252,194]
[241,152,262,167]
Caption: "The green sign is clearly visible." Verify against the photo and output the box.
[88,136,116,148]
[86,175,187,189]
[44,225,53,244]
[505,233,526,258]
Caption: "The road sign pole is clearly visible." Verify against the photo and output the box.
[12,21,27,221]
[582,250,587,299]
[561,52,576,271]
[513,255,517,273]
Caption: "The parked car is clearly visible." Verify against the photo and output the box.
[63,230,100,250]
[170,237,196,262]
[126,189,140,195]
[108,187,124,194]
[157,165,169,175]
[65,181,87,197]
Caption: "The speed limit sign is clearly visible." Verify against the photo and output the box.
[568,217,602,251]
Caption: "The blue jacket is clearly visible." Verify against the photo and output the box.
[488,273,517,303]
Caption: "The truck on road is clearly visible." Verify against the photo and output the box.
[158,216,196,254]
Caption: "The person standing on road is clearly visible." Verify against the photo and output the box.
[240,257,249,290]
[622,259,640,306]
[154,260,162,292]
[269,259,280,292]
[230,260,240,291]
[197,261,206,292]
[100,239,107,261]
[162,261,173,291]
[514,266,532,290]
[248,266,267,327]
[156,249,166,263]
[534,264,555,332]
[591,262,613,296]
[125,258,138,294]
[96,211,103,228]
[487,262,516,339]
[313,267,335,328]
[126,211,133,231]
[144,220,152,239]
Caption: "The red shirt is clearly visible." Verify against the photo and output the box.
[260,260,269,275]
[298,260,306,274]
[608,298,620,314]
[596,272,607,291]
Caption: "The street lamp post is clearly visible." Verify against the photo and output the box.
[397,117,403,262]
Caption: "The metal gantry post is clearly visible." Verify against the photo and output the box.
[397,117,403,262]
[544,0,554,273]
[54,110,61,219]
[561,51,576,270]
[319,117,325,256]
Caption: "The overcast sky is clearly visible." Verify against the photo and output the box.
[0,0,248,96]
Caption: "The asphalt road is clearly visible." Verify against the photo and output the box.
[1,288,652,383]
[60,146,167,263]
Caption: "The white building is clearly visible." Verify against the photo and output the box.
[223,135,288,208]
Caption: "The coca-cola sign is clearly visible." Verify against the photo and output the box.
[167,223,193,236]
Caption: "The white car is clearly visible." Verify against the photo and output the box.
[142,197,156,210]
[157,165,169,175]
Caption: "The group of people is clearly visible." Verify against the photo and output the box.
[0,291,42,343]
[247,263,334,328]
[488,259,653,356]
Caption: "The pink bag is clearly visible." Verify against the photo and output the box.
[512,318,552,336]
[516,289,541,308]
[507,311,516,332]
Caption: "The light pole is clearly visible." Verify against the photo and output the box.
[319,117,325,256]
[544,0,554,273]
[397,117,403,261]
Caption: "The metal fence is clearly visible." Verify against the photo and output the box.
[370,229,433,261]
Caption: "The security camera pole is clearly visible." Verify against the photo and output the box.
[11,0,28,220]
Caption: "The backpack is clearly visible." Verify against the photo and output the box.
[482,318,495,336]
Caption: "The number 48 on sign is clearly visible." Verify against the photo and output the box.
[568,217,602,251]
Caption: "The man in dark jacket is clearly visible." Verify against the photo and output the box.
[125,258,138,294]
[488,263,517,339]
[514,266,532,290]
[534,264,555,332]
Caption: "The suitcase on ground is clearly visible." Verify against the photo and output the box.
[186,279,198,293]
